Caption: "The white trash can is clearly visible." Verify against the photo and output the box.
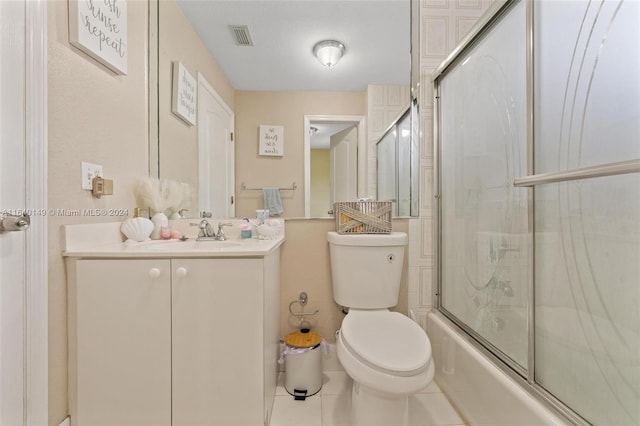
[283,330,323,400]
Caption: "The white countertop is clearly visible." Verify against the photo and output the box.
[62,220,284,258]
[63,237,284,258]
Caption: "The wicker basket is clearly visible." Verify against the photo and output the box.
[334,201,392,234]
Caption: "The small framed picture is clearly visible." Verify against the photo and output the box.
[259,125,284,156]
[172,61,197,125]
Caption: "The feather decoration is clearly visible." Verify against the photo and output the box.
[134,176,193,215]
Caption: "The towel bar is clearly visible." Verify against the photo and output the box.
[240,182,297,191]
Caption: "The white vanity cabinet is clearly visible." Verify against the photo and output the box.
[67,248,281,426]
[171,255,281,426]
[67,259,172,426]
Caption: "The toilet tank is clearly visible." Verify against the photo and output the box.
[327,231,408,309]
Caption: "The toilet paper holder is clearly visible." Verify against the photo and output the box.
[288,292,319,318]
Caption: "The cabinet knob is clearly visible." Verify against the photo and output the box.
[148,268,161,279]
[175,267,188,278]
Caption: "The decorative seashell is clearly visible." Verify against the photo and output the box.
[121,217,154,242]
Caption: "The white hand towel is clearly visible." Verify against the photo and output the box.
[263,187,283,216]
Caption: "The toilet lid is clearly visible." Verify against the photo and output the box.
[341,310,431,374]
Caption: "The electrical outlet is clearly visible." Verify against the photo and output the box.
[81,162,103,190]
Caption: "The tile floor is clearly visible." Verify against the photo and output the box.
[270,371,465,426]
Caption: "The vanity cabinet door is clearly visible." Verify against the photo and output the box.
[171,258,264,426]
[68,259,172,426]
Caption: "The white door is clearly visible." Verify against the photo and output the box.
[330,125,358,205]
[1,2,27,423]
[197,74,235,218]
[1,1,48,424]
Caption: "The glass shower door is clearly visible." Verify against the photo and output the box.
[532,1,640,424]
[439,0,530,369]
[435,0,640,423]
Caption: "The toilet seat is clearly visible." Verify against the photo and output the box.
[340,310,431,376]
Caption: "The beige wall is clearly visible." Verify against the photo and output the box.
[310,149,330,217]
[234,91,366,218]
[47,0,149,423]
[157,0,235,214]
[280,219,409,343]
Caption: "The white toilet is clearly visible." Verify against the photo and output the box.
[327,231,434,426]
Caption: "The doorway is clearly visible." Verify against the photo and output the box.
[197,74,235,218]
[303,115,366,217]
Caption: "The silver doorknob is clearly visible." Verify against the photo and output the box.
[0,213,30,232]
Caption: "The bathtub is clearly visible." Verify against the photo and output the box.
[427,312,566,425]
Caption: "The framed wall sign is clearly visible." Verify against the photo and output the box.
[259,125,284,156]
[171,61,197,125]
[68,0,128,74]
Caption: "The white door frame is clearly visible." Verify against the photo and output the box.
[303,115,366,217]
[0,0,49,423]
[25,1,49,423]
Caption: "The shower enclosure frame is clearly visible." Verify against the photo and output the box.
[432,0,639,424]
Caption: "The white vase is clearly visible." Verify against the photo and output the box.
[150,212,168,240]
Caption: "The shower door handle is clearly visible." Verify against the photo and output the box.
[513,159,640,187]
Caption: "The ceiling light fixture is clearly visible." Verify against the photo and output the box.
[309,126,319,136]
[313,40,345,68]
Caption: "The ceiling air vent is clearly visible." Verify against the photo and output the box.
[230,25,254,47]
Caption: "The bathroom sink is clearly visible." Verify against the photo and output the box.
[144,240,194,251]
[134,239,242,251]
[191,240,242,250]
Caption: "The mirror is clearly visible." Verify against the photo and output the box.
[376,103,420,217]
[305,115,366,218]
[150,0,418,218]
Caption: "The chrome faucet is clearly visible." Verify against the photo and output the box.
[216,222,233,241]
[198,219,215,238]
[197,220,233,241]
